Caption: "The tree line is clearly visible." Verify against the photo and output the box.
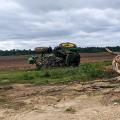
[0,46,120,56]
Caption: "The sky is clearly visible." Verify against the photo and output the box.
[0,0,120,50]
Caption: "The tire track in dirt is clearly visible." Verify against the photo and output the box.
[0,77,120,120]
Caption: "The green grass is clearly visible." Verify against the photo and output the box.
[112,99,120,104]
[65,107,76,114]
[0,61,115,85]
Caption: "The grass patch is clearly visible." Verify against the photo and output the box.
[112,99,120,104]
[0,96,7,103]
[0,60,115,85]
[65,107,76,114]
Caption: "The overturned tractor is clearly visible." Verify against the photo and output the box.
[28,42,81,69]
[106,48,120,74]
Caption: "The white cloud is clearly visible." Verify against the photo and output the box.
[0,0,21,11]
[0,0,120,50]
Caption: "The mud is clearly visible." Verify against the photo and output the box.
[0,77,120,120]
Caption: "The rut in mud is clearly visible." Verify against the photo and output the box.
[0,77,120,120]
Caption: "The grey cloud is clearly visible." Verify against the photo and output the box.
[0,0,120,49]
[17,0,120,12]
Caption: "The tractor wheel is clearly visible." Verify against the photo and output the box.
[35,61,43,69]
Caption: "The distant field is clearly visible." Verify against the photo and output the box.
[0,52,115,71]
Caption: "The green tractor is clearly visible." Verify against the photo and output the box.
[28,42,81,69]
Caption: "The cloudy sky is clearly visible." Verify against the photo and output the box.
[0,0,120,50]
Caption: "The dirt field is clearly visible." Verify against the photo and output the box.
[0,77,120,120]
[0,52,119,120]
[0,52,115,70]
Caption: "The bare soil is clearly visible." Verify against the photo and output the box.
[0,52,115,71]
[0,77,120,120]
[0,52,119,120]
